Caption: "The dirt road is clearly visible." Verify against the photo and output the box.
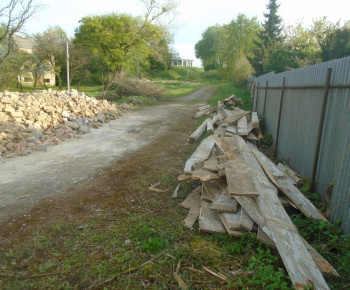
[0,86,215,224]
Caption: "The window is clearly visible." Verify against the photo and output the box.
[45,78,51,83]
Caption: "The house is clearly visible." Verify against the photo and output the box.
[172,58,194,67]
[12,35,56,87]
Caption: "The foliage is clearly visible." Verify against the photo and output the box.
[249,0,284,76]
[0,0,45,67]
[103,73,164,101]
[33,26,68,88]
[257,132,273,148]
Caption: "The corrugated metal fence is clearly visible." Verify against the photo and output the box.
[252,56,350,234]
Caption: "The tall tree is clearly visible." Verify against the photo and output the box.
[0,0,45,67]
[249,0,283,75]
[195,25,226,71]
[33,26,67,88]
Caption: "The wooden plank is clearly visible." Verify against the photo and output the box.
[206,118,214,134]
[191,170,220,182]
[277,163,301,184]
[196,105,210,111]
[252,128,263,140]
[252,112,259,128]
[257,227,339,278]
[240,208,255,231]
[213,111,224,126]
[225,157,259,197]
[213,126,226,137]
[199,200,226,233]
[210,191,238,213]
[237,116,249,136]
[189,119,207,143]
[202,181,220,202]
[218,207,241,230]
[246,132,258,141]
[226,125,237,134]
[181,186,201,209]
[224,108,250,124]
[238,137,330,290]
[203,156,219,172]
[193,109,210,119]
[184,137,214,173]
[249,144,327,221]
[247,121,253,134]
[220,136,240,160]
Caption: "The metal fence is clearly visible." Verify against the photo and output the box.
[252,56,350,234]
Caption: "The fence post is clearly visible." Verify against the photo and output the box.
[310,68,333,192]
[263,80,268,117]
[254,82,260,112]
[274,77,286,159]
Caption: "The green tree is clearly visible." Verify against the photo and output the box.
[249,0,284,75]
[312,18,350,61]
[33,26,67,88]
[195,25,226,71]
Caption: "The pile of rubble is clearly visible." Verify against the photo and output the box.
[223,94,244,108]
[178,105,338,289]
[0,89,124,157]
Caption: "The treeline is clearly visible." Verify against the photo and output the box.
[195,0,350,83]
[0,0,179,90]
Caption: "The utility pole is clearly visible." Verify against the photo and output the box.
[137,54,139,79]
[66,40,70,92]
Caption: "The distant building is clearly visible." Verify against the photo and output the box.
[12,35,56,87]
[172,58,194,67]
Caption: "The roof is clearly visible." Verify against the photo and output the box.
[12,35,34,51]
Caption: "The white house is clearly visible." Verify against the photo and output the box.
[172,58,194,67]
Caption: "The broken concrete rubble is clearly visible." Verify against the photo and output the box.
[0,89,124,157]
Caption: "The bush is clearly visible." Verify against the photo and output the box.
[103,73,164,101]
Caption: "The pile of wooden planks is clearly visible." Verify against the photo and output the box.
[222,94,244,108]
[179,107,339,289]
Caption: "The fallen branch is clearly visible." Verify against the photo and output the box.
[203,266,227,281]
[16,195,30,200]
[0,272,61,279]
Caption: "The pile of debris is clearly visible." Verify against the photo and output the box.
[0,89,123,156]
[179,106,338,289]
[222,94,244,108]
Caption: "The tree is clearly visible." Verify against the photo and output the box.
[195,25,226,70]
[74,0,177,79]
[33,26,67,88]
[312,18,350,61]
[249,0,284,75]
[0,0,45,67]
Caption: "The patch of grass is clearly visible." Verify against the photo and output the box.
[207,82,251,111]
[158,81,205,98]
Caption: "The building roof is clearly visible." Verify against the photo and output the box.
[12,35,34,51]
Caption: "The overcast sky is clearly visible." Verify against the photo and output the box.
[21,0,350,67]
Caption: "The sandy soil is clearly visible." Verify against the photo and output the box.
[0,86,215,224]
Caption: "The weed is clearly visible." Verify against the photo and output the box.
[142,237,165,253]
[257,132,273,148]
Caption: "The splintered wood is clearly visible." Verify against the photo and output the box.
[178,107,336,289]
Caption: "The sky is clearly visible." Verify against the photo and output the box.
[18,0,350,67]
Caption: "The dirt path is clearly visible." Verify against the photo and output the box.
[0,86,215,224]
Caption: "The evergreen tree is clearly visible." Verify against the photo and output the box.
[249,0,283,76]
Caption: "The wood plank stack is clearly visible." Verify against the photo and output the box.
[223,94,244,108]
[179,108,338,289]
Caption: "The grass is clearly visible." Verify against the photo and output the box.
[158,81,205,98]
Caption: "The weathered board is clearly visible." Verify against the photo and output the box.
[189,119,207,143]
[213,111,224,126]
[184,137,215,173]
[226,125,237,134]
[240,208,255,231]
[210,191,238,213]
[191,170,220,182]
[207,118,214,134]
[203,156,219,172]
[225,109,250,124]
[237,116,249,136]
[199,200,226,233]
[249,144,327,221]
[238,137,330,290]
[252,112,259,128]
[181,186,201,209]
[193,109,210,119]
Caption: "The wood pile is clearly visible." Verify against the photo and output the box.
[180,107,338,289]
[222,94,244,108]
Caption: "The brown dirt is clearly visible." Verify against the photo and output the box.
[0,87,215,245]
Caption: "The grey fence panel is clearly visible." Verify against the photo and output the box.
[252,56,350,234]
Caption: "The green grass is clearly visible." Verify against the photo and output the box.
[207,82,251,111]
[158,81,205,98]
[148,66,204,81]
